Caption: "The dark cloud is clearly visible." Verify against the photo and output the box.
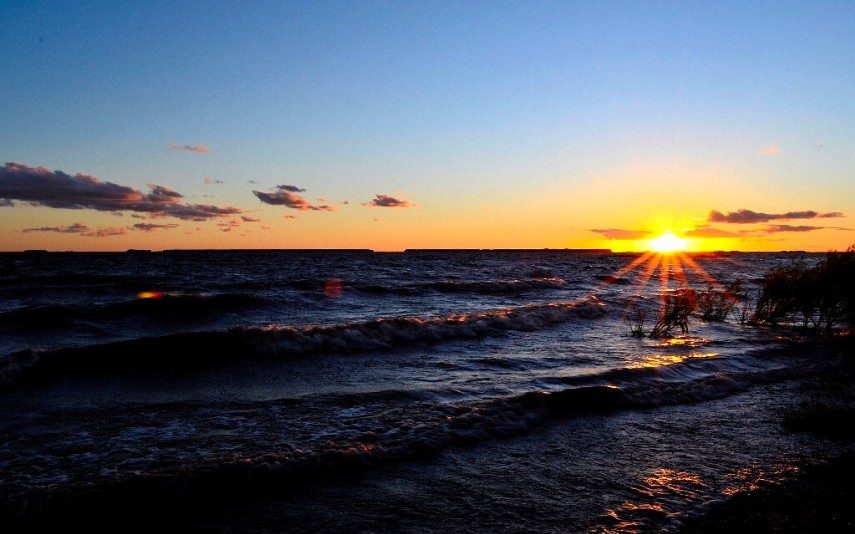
[0,162,242,221]
[365,194,413,208]
[169,143,209,154]
[590,228,653,240]
[684,226,741,238]
[240,216,260,223]
[276,184,305,193]
[22,223,126,237]
[132,223,178,232]
[708,209,844,224]
[253,188,334,211]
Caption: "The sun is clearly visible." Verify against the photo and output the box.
[648,232,688,253]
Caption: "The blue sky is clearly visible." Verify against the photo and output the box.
[1,1,854,250]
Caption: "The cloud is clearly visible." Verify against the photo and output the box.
[590,228,653,240]
[365,194,413,208]
[169,144,210,154]
[0,162,242,221]
[708,209,844,224]
[22,223,126,237]
[203,176,224,185]
[85,227,127,237]
[759,144,781,156]
[240,215,260,222]
[684,225,741,238]
[132,223,178,232]
[763,224,824,233]
[276,184,305,193]
[253,187,335,211]
[283,214,298,220]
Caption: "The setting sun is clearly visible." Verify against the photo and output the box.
[648,232,688,253]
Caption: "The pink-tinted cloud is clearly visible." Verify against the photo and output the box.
[759,144,781,156]
[365,194,413,208]
[0,162,242,221]
[169,143,210,154]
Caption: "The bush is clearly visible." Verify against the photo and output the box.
[697,280,742,322]
[752,246,855,333]
[649,289,697,338]
[624,303,646,337]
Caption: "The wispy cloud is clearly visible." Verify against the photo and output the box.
[203,176,224,185]
[0,162,242,221]
[240,215,260,222]
[22,223,126,237]
[132,223,178,232]
[684,225,741,238]
[253,187,334,211]
[709,209,844,224]
[364,194,413,208]
[759,144,781,156]
[589,228,653,240]
[169,143,210,154]
[763,224,824,233]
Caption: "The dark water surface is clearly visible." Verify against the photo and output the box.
[0,250,848,531]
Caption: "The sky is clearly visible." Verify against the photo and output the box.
[1,1,854,252]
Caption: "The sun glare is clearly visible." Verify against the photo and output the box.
[649,232,687,253]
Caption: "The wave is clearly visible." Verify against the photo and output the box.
[0,297,605,388]
[0,293,264,330]
[3,355,830,526]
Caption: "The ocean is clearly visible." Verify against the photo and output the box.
[0,250,848,532]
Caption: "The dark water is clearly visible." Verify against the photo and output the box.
[0,250,847,531]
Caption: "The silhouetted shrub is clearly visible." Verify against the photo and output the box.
[697,280,742,322]
[752,246,855,332]
[650,289,697,338]
[624,303,646,337]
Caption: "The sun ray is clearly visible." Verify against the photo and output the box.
[622,253,661,317]
[671,254,689,287]
[676,252,718,286]
[659,253,672,320]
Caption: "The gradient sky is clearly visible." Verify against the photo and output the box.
[2,1,854,251]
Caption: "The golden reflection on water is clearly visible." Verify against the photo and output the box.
[656,336,712,347]
[628,351,719,369]
[599,467,708,533]
[722,462,800,497]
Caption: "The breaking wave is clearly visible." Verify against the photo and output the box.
[0,297,606,387]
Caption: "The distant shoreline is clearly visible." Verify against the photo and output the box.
[0,248,822,255]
